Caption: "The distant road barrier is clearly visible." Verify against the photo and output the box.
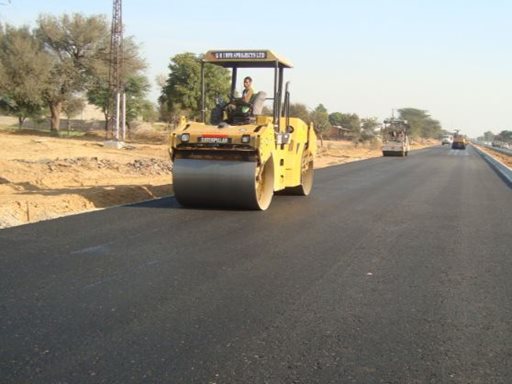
[472,143,512,187]
[473,141,512,156]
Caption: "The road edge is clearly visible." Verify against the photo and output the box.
[472,144,512,187]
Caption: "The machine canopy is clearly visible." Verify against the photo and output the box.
[203,50,293,68]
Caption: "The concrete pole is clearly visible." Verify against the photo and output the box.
[122,92,126,142]
[115,92,120,141]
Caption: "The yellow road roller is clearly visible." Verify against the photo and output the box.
[169,50,317,210]
[451,131,467,150]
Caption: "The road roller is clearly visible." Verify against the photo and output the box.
[451,130,467,150]
[381,117,410,157]
[169,50,317,210]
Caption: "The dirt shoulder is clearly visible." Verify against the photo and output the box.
[0,130,172,228]
[0,128,435,229]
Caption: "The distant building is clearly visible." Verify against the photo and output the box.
[327,125,351,139]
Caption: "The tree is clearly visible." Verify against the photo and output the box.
[360,117,380,142]
[495,130,512,143]
[139,100,158,123]
[62,95,86,131]
[398,108,442,139]
[289,103,311,124]
[310,104,330,133]
[483,131,495,142]
[328,112,343,127]
[309,104,330,146]
[86,36,147,131]
[123,74,151,125]
[0,24,50,128]
[86,78,110,127]
[36,13,110,132]
[421,118,442,138]
[155,73,173,122]
[329,112,360,141]
[160,52,230,122]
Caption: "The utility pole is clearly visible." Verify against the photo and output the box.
[106,0,126,147]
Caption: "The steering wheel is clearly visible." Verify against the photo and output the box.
[231,97,252,107]
[222,98,252,114]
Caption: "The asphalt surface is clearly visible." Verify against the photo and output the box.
[1,145,511,384]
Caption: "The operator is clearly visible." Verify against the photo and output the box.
[241,76,254,103]
[226,76,254,113]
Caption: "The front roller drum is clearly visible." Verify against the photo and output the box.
[383,150,405,157]
[173,159,274,210]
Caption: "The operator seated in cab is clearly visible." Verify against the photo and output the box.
[222,76,266,125]
[241,76,254,104]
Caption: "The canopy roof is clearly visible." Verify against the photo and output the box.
[383,118,410,131]
[203,50,293,68]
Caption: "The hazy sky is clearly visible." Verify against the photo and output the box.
[2,0,511,137]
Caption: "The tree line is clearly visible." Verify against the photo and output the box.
[159,53,443,141]
[477,130,512,145]
[1,13,444,141]
[0,13,151,132]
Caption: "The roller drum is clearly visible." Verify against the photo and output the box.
[173,159,273,210]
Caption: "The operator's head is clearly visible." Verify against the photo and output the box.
[243,76,252,88]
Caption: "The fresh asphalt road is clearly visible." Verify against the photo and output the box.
[1,145,511,384]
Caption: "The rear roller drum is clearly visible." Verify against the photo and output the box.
[279,151,314,196]
[254,159,274,210]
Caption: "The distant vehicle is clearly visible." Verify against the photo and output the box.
[451,132,467,150]
[441,135,453,145]
[381,118,410,157]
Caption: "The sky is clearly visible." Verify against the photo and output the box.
[1,0,511,138]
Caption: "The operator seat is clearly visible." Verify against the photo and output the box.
[251,91,267,115]
[227,91,267,125]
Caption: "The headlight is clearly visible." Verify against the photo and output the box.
[241,134,251,144]
[180,133,190,142]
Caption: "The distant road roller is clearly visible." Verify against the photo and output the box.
[381,118,410,157]
[169,50,317,210]
[451,131,467,150]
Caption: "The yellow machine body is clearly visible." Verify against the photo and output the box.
[170,116,316,191]
[451,133,467,150]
